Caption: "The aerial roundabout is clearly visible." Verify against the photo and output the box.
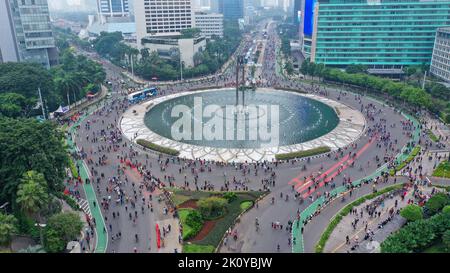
[120,87,366,163]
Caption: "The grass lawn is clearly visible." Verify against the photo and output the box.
[183,244,215,253]
[423,241,448,253]
[240,201,253,212]
[433,161,450,178]
[427,130,439,142]
[179,208,194,240]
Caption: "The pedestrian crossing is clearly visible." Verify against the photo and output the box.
[77,198,92,218]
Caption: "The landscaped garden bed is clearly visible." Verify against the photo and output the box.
[432,161,450,179]
[275,146,330,161]
[136,139,180,156]
[170,189,266,253]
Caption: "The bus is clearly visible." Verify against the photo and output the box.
[128,87,158,104]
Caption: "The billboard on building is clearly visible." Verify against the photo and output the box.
[304,0,316,37]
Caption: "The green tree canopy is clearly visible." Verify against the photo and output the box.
[16,171,49,218]
[425,193,449,216]
[0,213,18,246]
[0,117,68,207]
[46,212,83,243]
[0,93,36,118]
[400,204,423,222]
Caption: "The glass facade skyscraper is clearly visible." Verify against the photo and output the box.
[219,0,244,20]
[0,0,57,68]
[311,0,450,68]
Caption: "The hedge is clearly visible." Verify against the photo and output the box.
[183,244,215,253]
[389,145,421,176]
[315,184,403,253]
[54,192,80,212]
[68,157,78,178]
[275,146,331,161]
[136,139,180,156]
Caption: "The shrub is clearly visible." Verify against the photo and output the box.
[44,228,66,253]
[275,146,330,161]
[184,210,204,240]
[0,213,18,246]
[222,192,237,203]
[442,205,450,215]
[197,197,227,219]
[442,230,450,251]
[68,157,78,178]
[425,193,450,216]
[136,139,180,156]
[400,204,423,222]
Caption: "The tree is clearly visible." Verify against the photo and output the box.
[285,60,294,75]
[0,62,56,110]
[16,171,49,218]
[0,117,68,206]
[300,60,310,77]
[345,64,368,74]
[46,212,83,243]
[0,213,17,246]
[197,197,227,219]
[443,229,450,251]
[400,204,423,221]
[0,93,36,118]
[44,228,65,253]
[425,193,449,216]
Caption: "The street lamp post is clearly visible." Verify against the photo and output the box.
[35,223,47,246]
[0,202,9,214]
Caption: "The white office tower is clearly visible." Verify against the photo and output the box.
[135,0,193,39]
[194,11,224,38]
[0,0,58,68]
[135,0,206,67]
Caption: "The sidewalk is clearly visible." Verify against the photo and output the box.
[156,218,182,253]
[324,185,434,253]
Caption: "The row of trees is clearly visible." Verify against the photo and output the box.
[92,20,242,81]
[0,28,99,252]
[382,193,450,253]
[0,107,84,252]
[0,50,106,118]
[0,116,82,252]
[300,61,450,122]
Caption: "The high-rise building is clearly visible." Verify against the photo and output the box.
[135,0,206,67]
[194,11,224,38]
[310,0,450,68]
[0,0,58,68]
[135,0,194,39]
[293,0,301,26]
[210,0,220,13]
[219,0,244,20]
[97,0,130,23]
[431,28,450,83]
